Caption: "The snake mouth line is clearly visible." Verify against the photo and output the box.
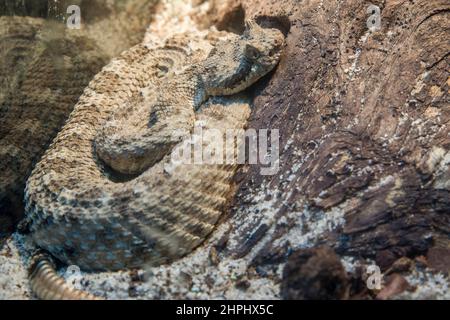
[208,60,256,96]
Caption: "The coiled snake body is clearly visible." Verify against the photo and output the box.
[24,21,284,299]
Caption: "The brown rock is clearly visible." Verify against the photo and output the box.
[427,247,450,274]
[414,255,429,269]
[376,250,401,271]
[280,246,349,300]
[385,257,414,275]
[376,274,411,300]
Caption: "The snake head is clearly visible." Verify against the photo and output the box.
[204,19,285,96]
[242,19,285,71]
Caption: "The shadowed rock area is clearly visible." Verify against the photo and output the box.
[280,246,349,299]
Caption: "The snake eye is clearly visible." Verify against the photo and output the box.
[245,44,261,60]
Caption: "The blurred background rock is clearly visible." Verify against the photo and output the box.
[0,0,158,245]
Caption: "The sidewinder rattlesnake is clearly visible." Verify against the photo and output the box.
[24,20,284,299]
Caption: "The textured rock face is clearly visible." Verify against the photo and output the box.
[211,0,449,276]
[0,0,158,243]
